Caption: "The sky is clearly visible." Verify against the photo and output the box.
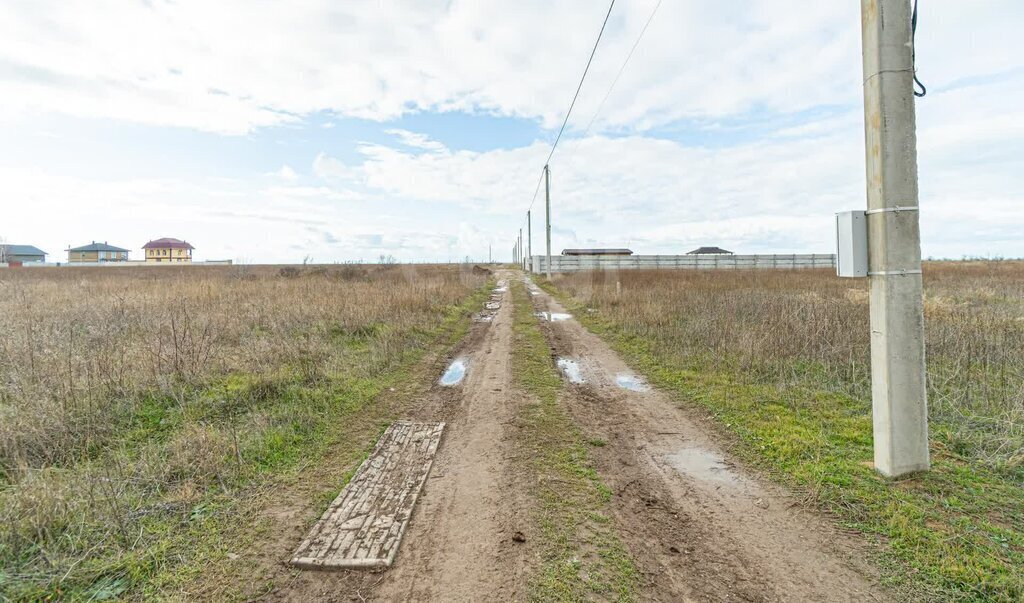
[1,0,1022,264]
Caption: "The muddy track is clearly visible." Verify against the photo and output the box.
[262,271,531,602]
[526,277,889,602]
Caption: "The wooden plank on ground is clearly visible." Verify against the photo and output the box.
[290,420,445,570]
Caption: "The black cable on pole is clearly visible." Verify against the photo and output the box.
[912,0,926,97]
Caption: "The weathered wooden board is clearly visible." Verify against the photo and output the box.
[290,420,445,570]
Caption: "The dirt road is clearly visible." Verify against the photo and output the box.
[265,271,531,601]
[263,270,888,602]
[525,277,887,602]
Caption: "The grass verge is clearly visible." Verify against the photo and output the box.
[0,280,493,602]
[543,279,1024,602]
[510,280,639,601]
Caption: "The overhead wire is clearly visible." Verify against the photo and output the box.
[564,0,663,167]
[544,0,617,168]
[516,0,618,233]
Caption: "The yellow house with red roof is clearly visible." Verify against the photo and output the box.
[143,238,194,263]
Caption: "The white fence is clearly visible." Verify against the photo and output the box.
[529,254,835,273]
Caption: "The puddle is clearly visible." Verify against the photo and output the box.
[535,312,572,321]
[485,302,501,310]
[615,374,650,392]
[556,358,585,384]
[473,313,494,323]
[439,358,467,386]
[665,447,745,487]
[493,286,508,293]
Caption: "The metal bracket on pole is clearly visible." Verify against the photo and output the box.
[865,206,919,215]
[868,269,923,276]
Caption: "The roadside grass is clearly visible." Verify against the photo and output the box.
[510,280,639,602]
[0,267,490,601]
[542,270,1024,602]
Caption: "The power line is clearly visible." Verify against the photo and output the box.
[518,0,618,231]
[544,0,617,168]
[564,0,663,166]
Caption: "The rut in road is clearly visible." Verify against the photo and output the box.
[268,271,889,602]
[268,270,531,602]
[526,276,888,602]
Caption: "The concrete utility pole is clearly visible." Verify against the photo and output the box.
[527,210,532,273]
[544,164,552,279]
[860,0,929,477]
[517,228,522,271]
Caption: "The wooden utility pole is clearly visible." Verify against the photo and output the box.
[544,164,552,279]
[860,0,929,477]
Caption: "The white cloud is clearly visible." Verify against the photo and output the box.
[0,1,1022,262]
[3,1,1019,134]
[272,165,298,181]
[384,129,447,152]
[310,86,1024,259]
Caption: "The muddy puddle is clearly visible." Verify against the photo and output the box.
[440,358,468,386]
[615,374,650,392]
[535,312,572,322]
[556,358,585,384]
[485,302,501,310]
[664,447,746,488]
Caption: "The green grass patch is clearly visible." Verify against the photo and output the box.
[510,280,639,602]
[545,280,1024,602]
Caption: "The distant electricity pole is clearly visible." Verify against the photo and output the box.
[527,210,532,273]
[518,228,523,270]
[860,0,929,477]
[544,164,552,279]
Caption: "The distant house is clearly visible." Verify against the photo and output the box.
[143,238,194,263]
[686,246,733,255]
[0,244,47,263]
[67,242,130,263]
[561,248,634,256]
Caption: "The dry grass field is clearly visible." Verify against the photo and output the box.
[548,261,1024,600]
[0,264,488,600]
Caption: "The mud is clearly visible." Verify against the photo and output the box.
[254,270,532,602]
[527,279,889,602]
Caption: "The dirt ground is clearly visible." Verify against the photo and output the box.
[525,277,888,602]
[246,270,890,602]
[250,271,533,601]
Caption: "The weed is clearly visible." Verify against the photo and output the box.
[510,280,639,602]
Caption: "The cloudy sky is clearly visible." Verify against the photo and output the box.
[1,0,1021,263]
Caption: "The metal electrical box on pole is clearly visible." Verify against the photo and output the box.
[836,211,868,277]
[859,0,930,477]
